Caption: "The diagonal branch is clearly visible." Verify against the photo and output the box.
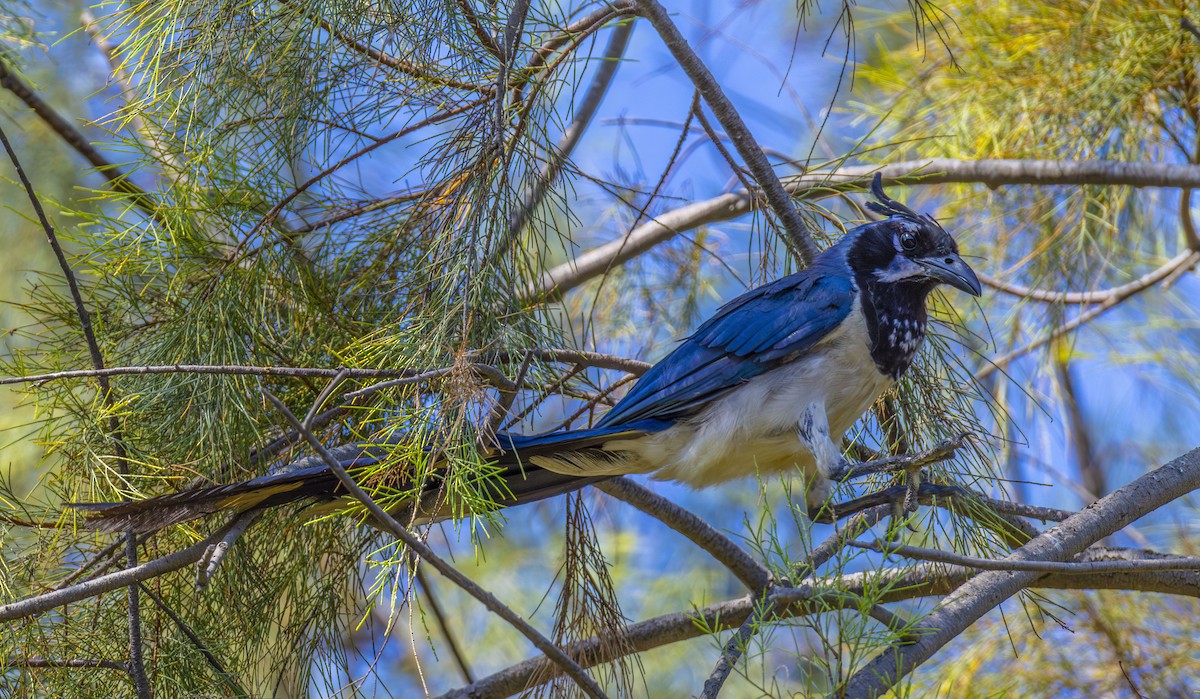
[596,477,770,592]
[979,249,1200,304]
[0,122,151,698]
[0,59,160,219]
[975,249,1200,381]
[0,524,235,622]
[839,445,1200,698]
[261,390,608,699]
[633,0,820,264]
[438,547,1200,699]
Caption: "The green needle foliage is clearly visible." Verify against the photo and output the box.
[3,0,1196,697]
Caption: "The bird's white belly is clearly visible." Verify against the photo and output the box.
[531,304,893,488]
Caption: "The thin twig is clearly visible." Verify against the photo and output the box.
[195,511,263,590]
[851,539,1200,573]
[235,96,490,259]
[797,506,890,581]
[0,59,160,219]
[53,536,129,590]
[0,122,151,699]
[828,434,968,482]
[0,362,488,388]
[415,565,476,684]
[305,5,491,93]
[455,0,502,57]
[261,391,608,699]
[699,597,767,698]
[8,657,130,673]
[978,249,1200,304]
[0,523,234,622]
[502,17,635,250]
[975,250,1200,381]
[137,582,250,698]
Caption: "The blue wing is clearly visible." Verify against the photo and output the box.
[596,265,855,427]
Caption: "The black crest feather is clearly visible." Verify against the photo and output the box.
[865,172,922,220]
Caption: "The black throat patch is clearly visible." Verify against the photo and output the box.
[856,278,930,380]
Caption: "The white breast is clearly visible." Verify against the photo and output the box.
[530,301,894,488]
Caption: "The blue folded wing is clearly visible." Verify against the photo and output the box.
[597,267,855,427]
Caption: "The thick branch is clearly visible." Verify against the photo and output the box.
[535,159,1200,299]
[840,446,1200,698]
[440,548,1200,699]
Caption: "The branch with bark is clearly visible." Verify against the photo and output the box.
[535,158,1200,300]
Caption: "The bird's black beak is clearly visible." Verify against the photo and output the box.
[916,252,982,296]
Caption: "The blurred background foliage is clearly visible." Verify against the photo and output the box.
[1,0,1198,697]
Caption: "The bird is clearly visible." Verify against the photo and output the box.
[75,174,981,533]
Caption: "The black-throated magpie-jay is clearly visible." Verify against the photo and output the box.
[77,175,981,532]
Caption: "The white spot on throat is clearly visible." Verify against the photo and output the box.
[873,255,925,283]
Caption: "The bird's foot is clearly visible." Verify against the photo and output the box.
[827,433,970,483]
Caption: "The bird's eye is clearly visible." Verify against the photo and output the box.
[899,233,917,251]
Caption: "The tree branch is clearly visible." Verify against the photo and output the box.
[0,524,234,622]
[839,445,1200,698]
[0,58,160,219]
[0,122,151,699]
[633,0,820,263]
[596,477,770,592]
[975,250,1200,381]
[8,657,130,673]
[979,248,1200,304]
[849,539,1200,573]
[438,548,1200,699]
[262,390,608,699]
[534,159,1200,299]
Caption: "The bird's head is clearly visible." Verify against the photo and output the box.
[847,173,982,298]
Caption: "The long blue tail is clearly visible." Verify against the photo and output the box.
[74,420,671,532]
